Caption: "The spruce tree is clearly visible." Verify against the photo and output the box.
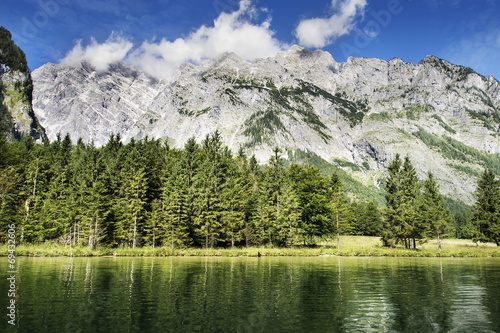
[383,154,423,249]
[472,168,500,245]
[193,132,226,248]
[421,172,453,251]
[328,173,355,249]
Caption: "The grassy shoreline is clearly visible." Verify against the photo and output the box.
[2,237,500,258]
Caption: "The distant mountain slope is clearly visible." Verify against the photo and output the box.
[0,26,46,142]
[32,45,500,204]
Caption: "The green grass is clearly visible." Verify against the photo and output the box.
[3,237,498,257]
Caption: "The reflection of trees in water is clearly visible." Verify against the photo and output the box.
[5,257,500,332]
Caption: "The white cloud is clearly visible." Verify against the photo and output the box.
[60,0,284,79]
[295,0,367,48]
[126,0,284,79]
[60,34,133,71]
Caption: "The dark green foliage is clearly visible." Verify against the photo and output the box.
[472,169,500,245]
[243,109,287,147]
[383,155,423,248]
[0,26,30,73]
[333,158,361,172]
[288,149,385,207]
[352,202,383,236]
[0,131,480,248]
[178,107,211,117]
[288,163,333,241]
[382,155,455,249]
[292,81,365,127]
[0,82,14,136]
[367,111,392,122]
[445,197,474,238]
[421,172,454,251]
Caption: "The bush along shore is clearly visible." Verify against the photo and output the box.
[2,237,500,258]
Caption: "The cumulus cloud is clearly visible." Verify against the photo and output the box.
[60,34,133,71]
[295,0,367,48]
[127,0,283,79]
[60,0,284,79]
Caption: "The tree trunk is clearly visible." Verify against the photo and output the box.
[133,215,137,249]
[88,219,93,249]
[413,238,416,250]
[437,233,442,252]
[231,228,235,249]
[336,213,340,250]
[94,217,98,249]
[171,224,174,250]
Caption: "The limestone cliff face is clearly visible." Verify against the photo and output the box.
[32,45,500,203]
[0,27,46,142]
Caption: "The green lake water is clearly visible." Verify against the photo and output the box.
[1,257,500,332]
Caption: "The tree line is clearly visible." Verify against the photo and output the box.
[0,131,498,248]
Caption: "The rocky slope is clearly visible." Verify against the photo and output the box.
[0,27,46,142]
[32,45,500,203]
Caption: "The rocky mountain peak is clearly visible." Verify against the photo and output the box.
[31,45,500,204]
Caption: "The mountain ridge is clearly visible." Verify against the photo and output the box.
[31,45,500,204]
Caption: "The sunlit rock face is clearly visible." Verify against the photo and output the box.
[32,45,500,203]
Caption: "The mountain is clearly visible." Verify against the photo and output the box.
[0,27,46,142]
[31,45,500,204]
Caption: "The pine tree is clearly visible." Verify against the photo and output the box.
[254,148,286,245]
[115,142,148,248]
[328,173,355,249]
[401,156,423,249]
[143,199,164,248]
[383,154,423,249]
[193,132,226,248]
[220,157,247,248]
[288,163,332,243]
[472,168,500,246]
[353,202,383,236]
[163,168,191,248]
[275,180,301,247]
[421,172,453,251]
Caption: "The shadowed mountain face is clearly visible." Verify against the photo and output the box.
[0,27,46,142]
[32,45,500,203]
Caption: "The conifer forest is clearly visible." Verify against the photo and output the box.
[0,131,499,249]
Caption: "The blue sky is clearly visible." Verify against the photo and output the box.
[2,0,500,79]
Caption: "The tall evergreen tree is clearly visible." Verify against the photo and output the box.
[220,155,248,247]
[288,163,331,243]
[193,131,226,248]
[352,202,383,236]
[328,173,355,249]
[255,148,286,245]
[421,172,453,251]
[383,154,423,249]
[472,168,500,245]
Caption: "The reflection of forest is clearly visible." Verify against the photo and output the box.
[1,257,499,332]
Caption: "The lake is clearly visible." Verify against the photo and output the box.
[1,256,500,332]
